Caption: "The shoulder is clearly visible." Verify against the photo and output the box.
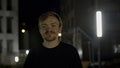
[28,44,43,55]
[60,42,75,48]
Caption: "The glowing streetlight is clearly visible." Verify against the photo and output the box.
[21,29,26,33]
[96,11,102,37]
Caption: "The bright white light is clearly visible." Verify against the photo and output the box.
[15,56,19,62]
[21,29,26,33]
[78,49,83,59]
[58,33,62,37]
[96,11,102,37]
[26,50,29,55]
[78,50,82,55]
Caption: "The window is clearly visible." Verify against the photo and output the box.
[7,0,12,10]
[0,17,2,33]
[0,40,2,53]
[7,17,13,33]
[7,40,13,54]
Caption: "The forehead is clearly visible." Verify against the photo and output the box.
[40,16,59,24]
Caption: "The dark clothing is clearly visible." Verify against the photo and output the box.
[24,42,83,68]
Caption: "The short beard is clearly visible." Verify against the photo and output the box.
[44,36,56,42]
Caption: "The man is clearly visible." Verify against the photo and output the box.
[24,11,83,68]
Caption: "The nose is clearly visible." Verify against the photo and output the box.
[46,26,52,31]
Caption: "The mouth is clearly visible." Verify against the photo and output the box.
[45,31,55,35]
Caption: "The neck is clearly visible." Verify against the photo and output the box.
[43,39,60,48]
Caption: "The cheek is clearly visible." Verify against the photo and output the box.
[40,30,45,35]
[55,30,61,35]
[57,27,61,32]
[54,28,60,32]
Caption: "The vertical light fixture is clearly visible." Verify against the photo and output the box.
[96,11,102,37]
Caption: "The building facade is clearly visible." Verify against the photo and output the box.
[60,0,120,66]
[0,0,19,65]
[60,0,95,60]
[61,0,83,59]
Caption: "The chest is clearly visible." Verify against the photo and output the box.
[33,49,70,68]
[38,50,69,62]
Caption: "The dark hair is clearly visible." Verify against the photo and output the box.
[38,11,62,27]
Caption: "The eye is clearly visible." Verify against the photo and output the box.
[52,24,56,27]
[41,25,46,29]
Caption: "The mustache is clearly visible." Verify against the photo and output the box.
[45,31,55,34]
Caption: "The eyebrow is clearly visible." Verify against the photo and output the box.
[41,24,47,25]
[40,23,48,26]
[41,22,57,25]
[51,22,57,25]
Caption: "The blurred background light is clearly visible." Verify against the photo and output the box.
[26,50,29,55]
[15,56,19,62]
[58,33,62,37]
[21,29,26,33]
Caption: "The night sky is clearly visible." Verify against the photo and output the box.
[19,0,60,29]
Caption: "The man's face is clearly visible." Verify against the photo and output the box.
[39,16,61,42]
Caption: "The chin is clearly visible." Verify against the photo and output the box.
[45,37,57,42]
